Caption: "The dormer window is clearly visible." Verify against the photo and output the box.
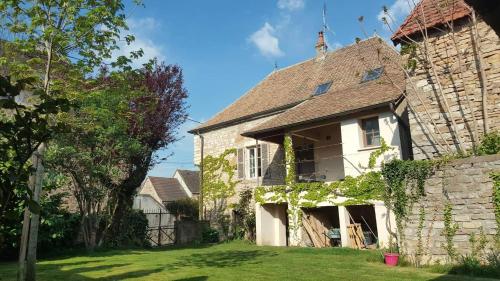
[361,67,384,83]
[313,81,332,96]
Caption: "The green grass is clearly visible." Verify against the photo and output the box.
[0,241,498,281]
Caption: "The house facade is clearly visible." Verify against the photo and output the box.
[190,0,499,249]
[190,34,408,247]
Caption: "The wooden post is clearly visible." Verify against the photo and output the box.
[158,210,162,246]
[198,132,204,220]
[18,143,45,281]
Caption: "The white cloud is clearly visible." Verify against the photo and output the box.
[249,22,284,58]
[127,17,160,30]
[377,0,413,26]
[277,0,305,11]
[109,17,165,68]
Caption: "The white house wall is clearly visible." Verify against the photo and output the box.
[340,111,402,177]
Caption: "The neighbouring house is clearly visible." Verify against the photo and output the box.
[133,169,200,212]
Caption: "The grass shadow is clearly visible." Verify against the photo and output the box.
[169,250,277,270]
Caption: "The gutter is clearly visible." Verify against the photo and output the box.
[187,101,304,134]
[241,100,395,138]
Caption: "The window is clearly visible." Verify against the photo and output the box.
[361,117,380,147]
[313,81,332,96]
[361,67,384,83]
[295,144,315,182]
[247,146,261,178]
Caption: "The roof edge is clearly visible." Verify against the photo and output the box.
[242,99,398,138]
[187,101,302,134]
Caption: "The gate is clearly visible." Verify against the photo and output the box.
[143,209,176,246]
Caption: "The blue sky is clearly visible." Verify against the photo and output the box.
[123,0,413,177]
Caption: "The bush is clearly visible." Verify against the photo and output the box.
[165,198,199,221]
[0,192,81,261]
[104,209,149,248]
[232,189,256,241]
[477,131,500,155]
[202,227,219,243]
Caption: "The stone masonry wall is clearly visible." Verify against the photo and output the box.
[193,115,285,206]
[407,19,500,160]
[403,154,499,263]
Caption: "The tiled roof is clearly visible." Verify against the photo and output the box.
[242,38,405,136]
[189,37,399,133]
[148,177,189,202]
[391,0,471,43]
[177,170,200,194]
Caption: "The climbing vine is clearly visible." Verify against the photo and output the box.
[442,202,458,262]
[415,205,426,267]
[380,158,433,248]
[202,148,239,238]
[491,172,500,240]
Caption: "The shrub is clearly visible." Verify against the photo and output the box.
[231,189,256,241]
[165,198,199,221]
[202,227,219,243]
[104,209,149,248]
[477,131,500,155]
[0,192,81,261]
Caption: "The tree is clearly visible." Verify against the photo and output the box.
[106,60,188,240]
[46,73,144,250]
[47,61,188,250]
[0,1,133,279]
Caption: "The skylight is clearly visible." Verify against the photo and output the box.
[313,81,332,96]
[361,67,384,83]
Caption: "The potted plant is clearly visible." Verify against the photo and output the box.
[384,240,400,266]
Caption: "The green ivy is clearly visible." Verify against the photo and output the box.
[415,205,426,267]
[381,158,433,247]
[442,202,458,262]
[491,172,500,239]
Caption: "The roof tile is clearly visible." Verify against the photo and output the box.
[391,0,471,42]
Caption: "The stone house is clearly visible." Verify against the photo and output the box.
[189,34,407,247]
[189,0,499,250]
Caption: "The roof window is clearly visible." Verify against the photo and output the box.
[361,67,384,83]
[313,81,332,96]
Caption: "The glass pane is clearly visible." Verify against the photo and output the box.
[249,148,255,178]
[257,147,262,177]
[362,67,384,83]
[363,118,380,146]
[314,82,332,96]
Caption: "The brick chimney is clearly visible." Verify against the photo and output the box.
[315,31,327,57]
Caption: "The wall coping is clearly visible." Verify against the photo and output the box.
[443,153,500,166]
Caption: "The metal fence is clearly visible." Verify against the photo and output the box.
[143,209,176,246]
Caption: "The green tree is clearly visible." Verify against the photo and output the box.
[46,71,144,250]
[0,1,135,279]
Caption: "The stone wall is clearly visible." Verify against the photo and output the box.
[403,154,499,263]
[194,115,285,205]
[406,19,500,160]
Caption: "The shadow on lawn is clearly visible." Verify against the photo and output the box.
[168,250,277,270]
[38,262,164,280]
[172,277,208,281]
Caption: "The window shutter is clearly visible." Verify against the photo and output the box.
[260,144,270,179]
[237,148,244,179]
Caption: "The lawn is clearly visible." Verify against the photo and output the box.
[0,241,498,281]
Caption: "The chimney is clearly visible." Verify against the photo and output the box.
[315,31,327,57]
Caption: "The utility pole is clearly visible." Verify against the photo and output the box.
[198,132,204,221]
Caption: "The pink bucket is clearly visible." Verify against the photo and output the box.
[384,253,399,266]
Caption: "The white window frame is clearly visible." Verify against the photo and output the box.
[246,146,261,179]
[359,116,381,148]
